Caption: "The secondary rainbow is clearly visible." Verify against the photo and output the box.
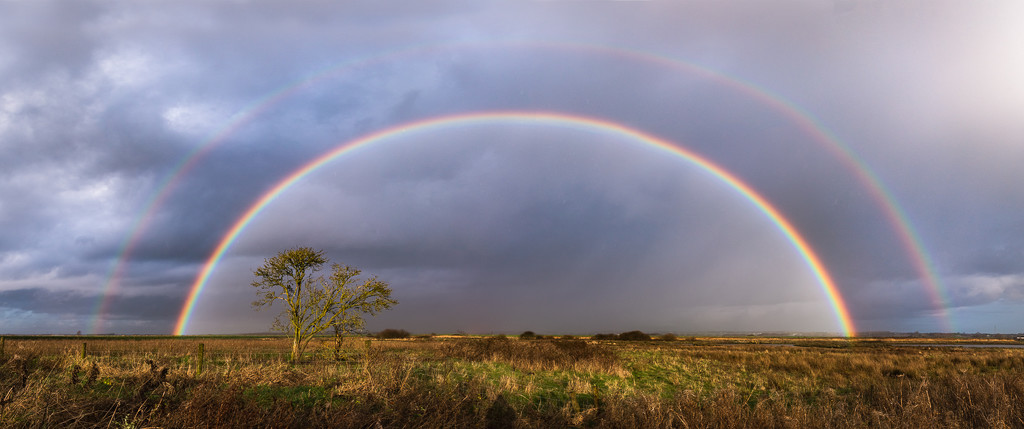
[173,111,856,337]
[603,46,950,328]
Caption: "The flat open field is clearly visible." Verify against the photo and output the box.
[2,335,1023,428]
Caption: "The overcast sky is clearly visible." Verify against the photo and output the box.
[2,0,1023,335]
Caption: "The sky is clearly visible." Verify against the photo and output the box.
[2,0,1023,336]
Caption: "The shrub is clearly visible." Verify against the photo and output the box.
[618,331,651,341]
[659,333,677,341]
[376,329,411,339]
[519,331,537,340]
[592,333,618,341]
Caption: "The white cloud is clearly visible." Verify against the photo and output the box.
[95,48,161,89]
[162,102,233,138]
[948,274,1024,305]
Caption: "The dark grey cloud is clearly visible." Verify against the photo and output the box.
[204,125,840,334]
[0,287,182,334]
[0,2,104,78]
[2,0,1022,335]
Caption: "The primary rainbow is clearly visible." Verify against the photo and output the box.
[96,40,946,334]
[173,111,856,337]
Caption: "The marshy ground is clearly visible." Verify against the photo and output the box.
[1,335,1023,428]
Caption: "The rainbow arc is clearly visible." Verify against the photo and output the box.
[173,111,856,337]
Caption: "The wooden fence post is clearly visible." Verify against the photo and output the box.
[197,343,205,376]
[81,342,87,359]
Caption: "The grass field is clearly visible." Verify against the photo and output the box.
[1,334,1023,428]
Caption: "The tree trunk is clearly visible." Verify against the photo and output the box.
[292,327,301,362]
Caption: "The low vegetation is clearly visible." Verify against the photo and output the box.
[1,335,1023,427]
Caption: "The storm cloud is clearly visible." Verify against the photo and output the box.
[2,0,1022,335]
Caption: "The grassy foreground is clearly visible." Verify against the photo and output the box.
[1,335,1023,428]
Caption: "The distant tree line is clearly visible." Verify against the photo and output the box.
[375,328,410,339]
[592,331,652,341]
[365,329,681,341]
[514,330,678,341]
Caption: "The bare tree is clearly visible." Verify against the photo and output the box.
[251,247,397,362]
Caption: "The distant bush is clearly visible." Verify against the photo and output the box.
[659,333,677,341]
[592,333,618,341]
[519,331,537,340]
[376,329,410,339]
[618,331,651,341]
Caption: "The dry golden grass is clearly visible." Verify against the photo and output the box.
[1,335,1023,428]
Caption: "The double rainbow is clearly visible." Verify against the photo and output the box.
[92,41,947,335]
